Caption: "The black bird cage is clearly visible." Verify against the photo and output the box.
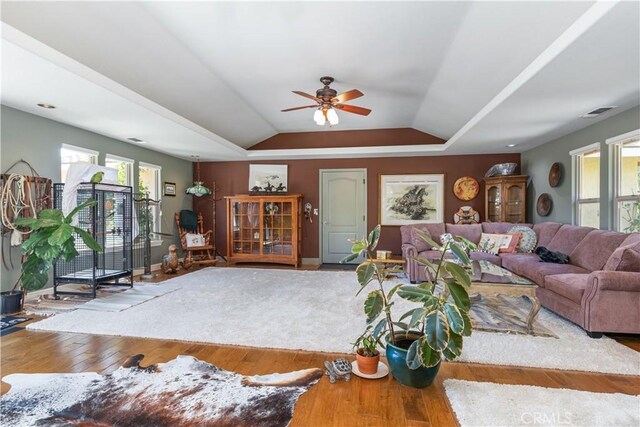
[53,182,134,298]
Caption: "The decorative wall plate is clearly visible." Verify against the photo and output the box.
[536,193,552,217]
[549,162,562,188]
[454,206,480,224]
[453,176,480,201]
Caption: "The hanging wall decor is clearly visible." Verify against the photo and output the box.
[549,162,562,188]
[536,193,553,217]
[453,206,480,224]
[248,164,288,194]
[379,174,444,225]
[453,176,480,201]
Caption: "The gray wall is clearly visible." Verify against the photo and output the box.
[522,106,640,227]
[1,105,193,292]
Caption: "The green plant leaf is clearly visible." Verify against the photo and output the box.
[340,252,359,264]
[397,285,434,303]
[21,270,49,291]
[457,236,477,251]
[367,225,381,251]
[372,318,387,340]
[444,262,471,288]
[399,308,419,322]
[13,217,40,228]
[38,209,64,222]
[409,307,428,330]
[351,241,366,254]
[47,224,73,246]
[443,332,463,360]
[406,338,423,370]
[73,228,103,252]
[460,311,473,336]
[442,302,464,335]
[364,290,384,324]
[15,217,60,230]
[62,237,79,261]
[34,244,61,260]
[449,242,470,265]
[393,321,409,331]
[356,261,376,287]
[21,230,53,254]
[386,283,402,301]
[421,343,443,368]
[64,199,98,224]
[424,310,449,351]
[414,229,440,249]
[446,282,471,311]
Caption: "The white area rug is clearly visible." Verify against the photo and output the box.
[78,284,175,312]
[27,268,640,375]
[444,379,640,426]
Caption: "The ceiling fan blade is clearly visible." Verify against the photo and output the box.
[281,105,318,112]
[332,89,364,103]
[334,104,371,116]
[292,91,321,102]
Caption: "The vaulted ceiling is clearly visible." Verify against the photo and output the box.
[1,1,638,161]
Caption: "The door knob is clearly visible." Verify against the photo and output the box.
[323,221,328,225]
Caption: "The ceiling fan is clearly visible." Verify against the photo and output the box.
[281,76,371,126]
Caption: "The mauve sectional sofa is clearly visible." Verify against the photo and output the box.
[400,222,640,337]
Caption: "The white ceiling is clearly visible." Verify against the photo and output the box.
[1,1,638,161]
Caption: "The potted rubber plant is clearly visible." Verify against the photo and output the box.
[1,199,102,314]
[352,325,382,375]
[342,225,474,388]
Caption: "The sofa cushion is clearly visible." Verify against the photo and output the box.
[401,223,446,247]
[410,228,434,252]
[501,254,589,286]
[445,223,482,244]
[546,225,594,255]
[482,222,532,234]
[470,251,502,266]
[508,225,537,253]
[603,237,640,272]
[544,274,590,304]
[569,230,629,271]
[417,250,453,261]
[533,222,563,248]
[499,232,521,254]
[477,233,507,255]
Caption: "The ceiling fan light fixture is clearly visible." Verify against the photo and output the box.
[313,108,326,126]
[326,108,339,125]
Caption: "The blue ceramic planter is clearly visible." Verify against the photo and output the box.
[385,333,441,388]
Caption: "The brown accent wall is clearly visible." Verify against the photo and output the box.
[249,128,445,150]
[194,153,521,260]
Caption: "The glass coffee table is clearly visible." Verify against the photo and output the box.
[468,260,540,334]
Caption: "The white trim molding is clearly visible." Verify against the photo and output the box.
[569,142,601,156]
[605,129,640,145]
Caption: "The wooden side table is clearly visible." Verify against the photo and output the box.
[373,256,406,278]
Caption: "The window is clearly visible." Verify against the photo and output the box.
[608,130,640,233]
[571,143,600,228]
[105,154,134,186]
[60,144,98,182]
[138,162,162,237]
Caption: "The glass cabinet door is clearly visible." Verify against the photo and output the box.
[487,185,501,222]
[505,184,523,223]
[232,201,261,255]
[263,200,293,256]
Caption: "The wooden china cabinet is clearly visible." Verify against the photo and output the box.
[483,175,527,223]
[225,194,302,267]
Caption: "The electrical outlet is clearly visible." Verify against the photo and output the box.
[313,209,318,215]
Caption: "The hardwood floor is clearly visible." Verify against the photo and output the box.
[2,265,639,426]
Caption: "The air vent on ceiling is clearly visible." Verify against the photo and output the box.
[127,137,145,143]
[582,106,617,118]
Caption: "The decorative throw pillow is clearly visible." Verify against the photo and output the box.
[603,241,640,272]
[508,225,537,253]
[410,228,433,252]
[499,232,522,254]
[476,233,507,255]
[185,233,205,248]
[440,233,455,249]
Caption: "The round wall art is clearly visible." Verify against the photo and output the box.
[536,193,553,217]
[453,176,480,201]
[549,162,562,188]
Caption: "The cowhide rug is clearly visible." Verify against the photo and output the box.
[1,354,323,427]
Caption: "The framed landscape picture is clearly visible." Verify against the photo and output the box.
[248,164,288,193]
[379,174,444,225]
[163,182,176,197]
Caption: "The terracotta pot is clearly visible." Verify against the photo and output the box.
[356,351,380,375]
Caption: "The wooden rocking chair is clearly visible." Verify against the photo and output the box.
[175,210,217,269]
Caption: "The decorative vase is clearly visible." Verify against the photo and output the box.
[385,332,441,388]
[1,290,24,315]
[356,351,380,375]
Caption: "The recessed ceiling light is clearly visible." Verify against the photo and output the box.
[506,144,517,147]
[127,137,146,144]
[37,103,55,109]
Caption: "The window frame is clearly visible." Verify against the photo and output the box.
[138,162,163,240]
[570,142,601,228]
[104,154,134,187]
[60,143,99,182]
[607,129,640,232]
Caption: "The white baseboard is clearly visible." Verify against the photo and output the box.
[302,258,321,265]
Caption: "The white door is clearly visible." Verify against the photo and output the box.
[320,169,367,264]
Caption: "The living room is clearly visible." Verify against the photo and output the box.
[1,1,639,426]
